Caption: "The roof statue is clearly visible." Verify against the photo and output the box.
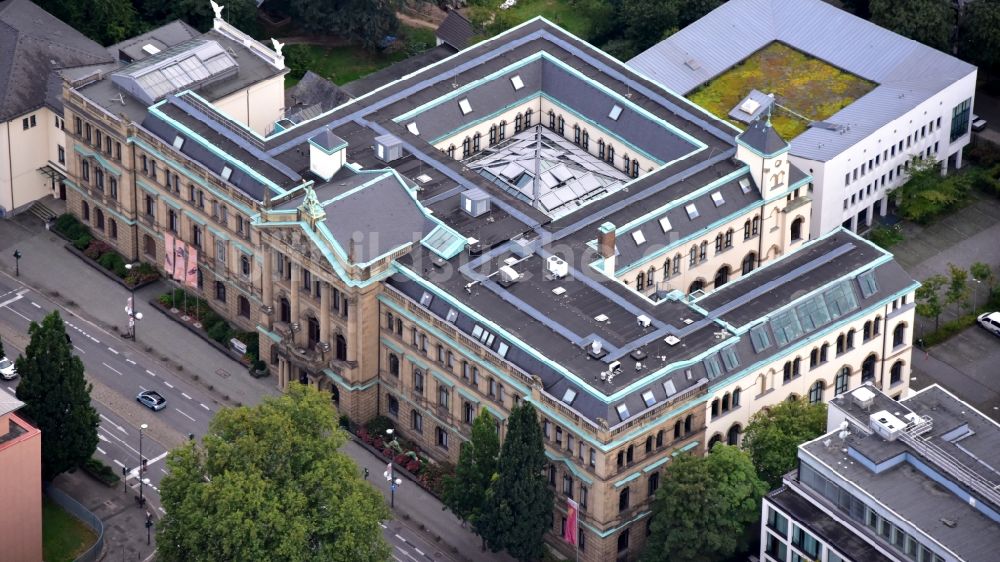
[298,185,326,227]
[210,1,224,19]
[271,38,285,58]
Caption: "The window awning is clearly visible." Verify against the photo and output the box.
[37,165,66,181]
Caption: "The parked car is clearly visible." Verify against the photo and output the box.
[0,356,16,380]
[977,312,1000,337]
[972,115,987,132]
[136,390,167,411]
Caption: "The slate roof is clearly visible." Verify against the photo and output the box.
[0,0,113,121]
[340,45,455,99]
[106,20,199,64]
[436,10,475,50]
[629,0,977,162]
[736,117,788,156]
[284,71,352,119]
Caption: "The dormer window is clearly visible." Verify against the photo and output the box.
[659,216,672,232]
[458,98,472,115]
[221,166,232,181]
[631,230,646,245]
[711,192,725,207]
[685,203,699,219]
[609,105,623,121]
[510,75,524,90]
[172,135,185,149]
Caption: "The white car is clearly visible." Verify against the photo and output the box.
[0,356,16,380]
[978,312,1000,337]
[972,114,987,132]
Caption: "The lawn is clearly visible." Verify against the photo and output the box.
[688,42,876,140]
[489,0,593,39]
[43,497,97,562]
[284,25,437,87]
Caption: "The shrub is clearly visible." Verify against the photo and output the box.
[82,457,120,487]
[365,415,395,437]
[405,458,422,474]
[73,234,93,251]
[867,224,903,249]
[338,413,351,429]
[158,294,173,307]
[97,250,125,275]
[206,321,231,344]
[55,213,88,240]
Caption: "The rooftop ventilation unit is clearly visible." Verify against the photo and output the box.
[141,44,162,56]
[637,315,651,328]
[461,188,491,217]
[664,335,680,346]
[546,255,568,279]
[870,410,905,441]
[374,134,404,163]
[498,265,520,285]
[739,98,760,115]
[852,386,875,410]
[588,339,607,360]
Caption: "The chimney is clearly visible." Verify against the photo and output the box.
[308,129,347,181]
[598,222,616,277]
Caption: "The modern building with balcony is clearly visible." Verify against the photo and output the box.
[61,9,918,560]
[761,383,1000,562]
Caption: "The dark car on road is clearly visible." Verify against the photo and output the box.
[136,390,167,411]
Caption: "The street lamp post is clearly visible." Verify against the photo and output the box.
[12,249,21,277]
[384,429,402,508]
[145,511,153,545]
[125,264,141,340]
[138,423,148,507]
[973,279,982,312]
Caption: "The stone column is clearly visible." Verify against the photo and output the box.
[262,250,273,329]
[290,262,301,347]
[278,357,288,390]
[320,281,331,349]
[346,293,358,364]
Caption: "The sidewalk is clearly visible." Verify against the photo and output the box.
[344,438,515,562]
[0,214,279,408]
[53,469,157,562]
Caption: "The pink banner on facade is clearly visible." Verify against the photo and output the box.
[563,498,578,545]
[172,238,188,282]
[164,232,175,278]
[184,245,199,288]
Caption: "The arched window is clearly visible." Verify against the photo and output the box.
[632,160,639,178]
[673,254,681,275]
[647,472,659,497]
[238,295,250,318]
[525,108,533,126]
[699,241,708,261]
[143,234,156,258]
[279,297,291,323]
[109,219,117,239]
[684,414,692,434]
[473,132,481,152]
[890,361,904,385]
[646,267,655,288]
[725,229,733,248]
[607,145,615,164]
[791,216,804,241]
[548,110,556,129]
[752,216,760,235]
[674,420,682,439]
[708,433,722,450]
[727,424,741,446]
[598,139,606,159]
[714,266,730,288]
[861,354,877,382]
[95,208,105,230]
[846,329,856,350]
[743,220,751,240]
[688,279,704,293]
[623,154,631,173]
[619,487,630,512]
[82,201,90,221]
[335,334,348,361]
[645,436,653,453]
[655,430,664,447]
[462,137,471,157]
[721,393,730,412]
[388,353,400,377]
[732,387,741,407]
[874,316,882,335]
[810,347,819,368]
[836,334,845,354]
[820,343,829,362]
[784,361,792,382]
[626,445,633,464]
[893,323,906,347]
[835,366,850,395]
[711,398,720,418]
[808,380,825,404]
[573,124,581,145]
[557,115,565,135]
[307,315,320,346]
[515,113,523,133]
[689,245,698,266]
[447,144,455,159]
[715,233,724,253]
[489,124,497,145]
[499,120,506,141]
[663,258,671,279]
[635,271,645,291]
[863,320,872,341]
[742,252,756,275]
[582,129,589,150]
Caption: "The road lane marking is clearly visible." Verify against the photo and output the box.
[199,403,210,411]
[99,428,140,456]
[163,381,174,389]
[413,548,424,557]
[395,534,405,542]
[181,392,192,400]
[113,459,125,469]
[394,547,418,562]
[73,345,86,354]
[30,301,41,309]
[0,294,23,307]
[160,468,168,475]
[96,446,106,455]
[90,336,99,344]
[126,359,136,365]
[103,362,123,376]
[6,386,14,393]
[380,523,387,529]
[175,408,196,422]
[6,308,31,321]
[97,434,109,443]
[139,385,148,392]
[145,369,157,377]
[99,414,128,435]
[108,347,119,355]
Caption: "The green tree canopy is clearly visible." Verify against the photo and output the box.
[14,311,99,481]
[287,0,404,50]
[643,445,768,562]
[870,0,953,51]
[36,0,139,45]
[894,157,971,224]
[946,263,970,316]
[157,385,389,562]
[480,403,553,562]
[741,399,828,488]
[960,0,1000,69]
[916,273,947,331]
[442,408,500,544]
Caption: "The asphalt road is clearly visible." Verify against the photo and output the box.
[0,273,458,561]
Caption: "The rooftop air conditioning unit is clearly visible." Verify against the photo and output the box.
[852,386,875,410]
[637,315,651,328]
[498,265,519,284]
[546,255,568,278]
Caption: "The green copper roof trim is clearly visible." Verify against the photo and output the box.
[672,440,699,455]
[612,471,642,488]
[322,368,378,392]
[182,209,207,226]
[457,388,480,404]
[432,371,455,388]
[178,90,269,142]
[545,451,593,485]
[307,136,347,155]
[64,180,137,226]
[582,509,651,538]
[257,325,281,343]
[208,225,229,241]
[643,455,671,473]
[73,145,122,177]
[380,337,404,354]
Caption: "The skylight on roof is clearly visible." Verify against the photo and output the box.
[510,75,524,90]
[642,390,656,408]
[685,203,699,220]
[609,105,623,121]
[824,281,859,319]
[749,324,772,352]
[631,230,646,245]
[458,98,472,115]
[221,166,232,181]
[420,291,433,306]
[711,191,725,207]
[663,379,677,397]
[704,356,723,379]
[857,270,878,299]
[406,122,420,135]
[771,309,804,346]
[562,388,577,405]
[446,308,458,323]
[659,216,672,232]
[739,178,751,193]
[721,346,740,370]
[172,135,185,149]
[616,403,631,421]
[497,342,510,358]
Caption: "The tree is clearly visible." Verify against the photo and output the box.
[288,0,405,50]
[14,311,99,481]
[870,0,953,51]
[970,261,992,309]
[165,0,262,35]
[946,263,970,316]
[157,385,389,562]
[893,157,970,223]
[442,409,499,547]
[36,0,139,45]
[643,445,767,562]
[0,335,4,358]
[621,0,680,53]
[479,403,553,562]
[741,400,828,488]
[915,274,947,331]
[959,0,1000,69]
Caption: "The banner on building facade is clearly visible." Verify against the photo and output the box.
[184,246,199,288]
[164,232,176,277]
[564,498,578,545]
